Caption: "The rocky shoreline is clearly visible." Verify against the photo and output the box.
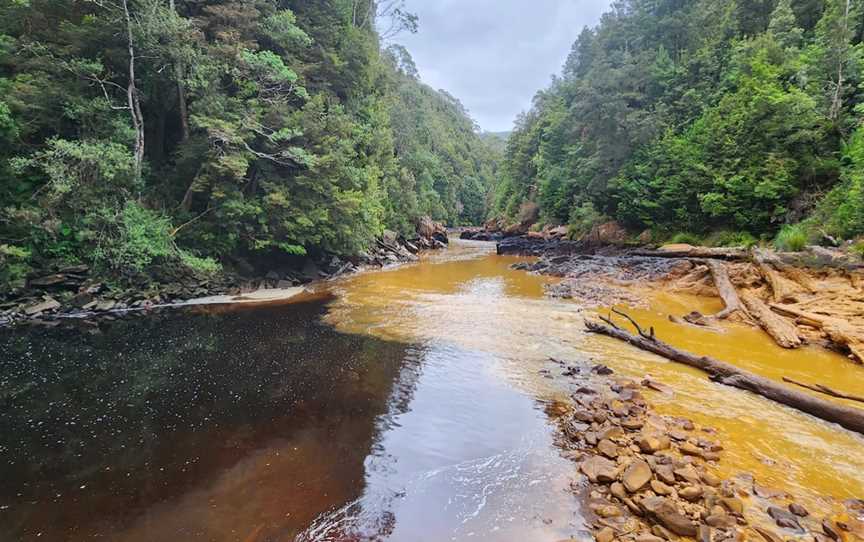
[548,360,864,542]
[0,222,449,328]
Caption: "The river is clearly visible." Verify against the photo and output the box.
[1,240,862,541]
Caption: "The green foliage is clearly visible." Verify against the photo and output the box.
[705,230,758,248]
[774,224,809,251]
[568,201,605,238]
[0,0,497,291]
[809,126,864,238]
[669,232,703,246]
[499,0,861,242]
[178,250,222,275]
[92,202,174,272]
[0,244,30,291]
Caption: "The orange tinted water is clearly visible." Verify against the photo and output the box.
[327,240,864,512]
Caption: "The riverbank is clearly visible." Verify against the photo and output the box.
[497,235,864,364]
[550,363,864,542]
[489,235,864,542]
[0,224,449,327]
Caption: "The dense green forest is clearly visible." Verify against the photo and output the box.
[0,0,500,290]
[494,0,864,250]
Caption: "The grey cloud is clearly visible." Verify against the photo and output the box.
[396,0,611,132]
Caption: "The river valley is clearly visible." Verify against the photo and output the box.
[1,240,862,541]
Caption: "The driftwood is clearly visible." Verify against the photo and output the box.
[770,304,864,363]
[782,377,864,405]
[631,247,749,261]
[753,250,800,302]
[740,292,803,349]
[586,316,864,435]
[704,260,749,321]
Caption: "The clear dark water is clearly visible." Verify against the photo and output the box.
[0,301,412,540]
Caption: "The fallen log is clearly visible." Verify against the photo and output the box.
[782,377,864,405]
[631,247,749,261]
[753,250,800,302]
[585,318,864,435]
[770,304,864,363]
[704,259,749,321]
[740,292,803,349]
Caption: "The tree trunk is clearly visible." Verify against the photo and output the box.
[123,0,145,182]
[631,247,750,260]
[704,259,749,320]
[170,0,190,142]
[770,304,864,363]
[585,319,864,435]
[740,292,803,348]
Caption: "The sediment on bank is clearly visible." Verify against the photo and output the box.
[499,235,864,364]
[0,219,450,327]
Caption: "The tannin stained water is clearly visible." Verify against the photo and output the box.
[0,241,582,541]
[2,239,862,541]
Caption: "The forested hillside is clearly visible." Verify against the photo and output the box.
[0,0,499,291]
[494,0,864,249]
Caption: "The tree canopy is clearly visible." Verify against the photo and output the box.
[494,0,864,244]
[0,0,500,290]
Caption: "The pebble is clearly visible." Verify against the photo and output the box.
[650,480,674,496]
[674,465,701,484]
[679,486,704,502]
[788,503,808,517]
[721,497,744,515]
[767,506,802,531]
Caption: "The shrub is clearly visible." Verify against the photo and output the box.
[669,232,702,245]
[774,224,808,252]
[706,230,758,248]
[851,240,864,260]
[568,202,605,238]
[92,202,174,272]
[179,250,222,274]
[0,244,31,292]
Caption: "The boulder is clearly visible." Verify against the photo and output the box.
[583,221,629,245]
[416,216,446,239]
[581,455,619,484]
[23,297,61,316]
[622,459,652,492]
[596,526,615,542]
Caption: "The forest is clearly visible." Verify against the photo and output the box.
[494,0,864,252]
[0,0,500,292]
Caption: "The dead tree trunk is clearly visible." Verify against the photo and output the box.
[782,377,864,405]
[123,0,144,182]
[740,292,803,349]
[704,259,749,320]
[631,247,749,261]
[770,304,864,363]
[585,318,864,435]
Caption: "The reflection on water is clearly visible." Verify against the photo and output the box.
[300,345,579,541]
[0,301,410,541]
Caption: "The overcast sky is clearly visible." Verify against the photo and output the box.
[395,0,612,133]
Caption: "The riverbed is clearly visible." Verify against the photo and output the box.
[1,240,862,541]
